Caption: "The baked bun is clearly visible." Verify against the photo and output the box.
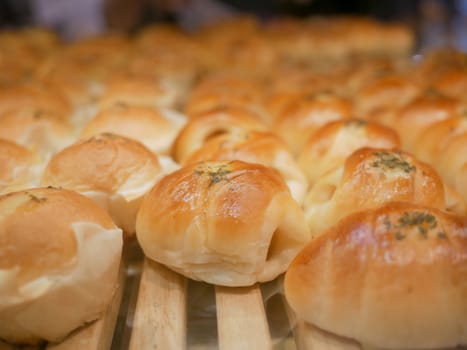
[274,92,353,155]
[42,133,167,236]
[354,74,419,116]
[285,202,467,349]
[98,74,177,110]
[303,147,465,237]
[392,92,462,150]
[0,139,42,194]
[183,130,308,204]
[0,187,122,344]
[172,106,268,163]
[0,84,71,117]
[136,160,310,286]
[436,133,467,204]
[0,109,74,157]
[413,115,467,165]
[185,73,266,119]
[81,104,186,155]
[298,119,400,185]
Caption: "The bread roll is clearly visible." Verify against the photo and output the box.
[0,84,71,117]
[0,109,74,157]
[436,133,467,204]
[98,74,177,110]
[183,130,308,204]
[413,115,467,165]
[355,75,419,116]
[285,202,467,349]
[298,119,400,185]
[274,92,353,155]
[42,133,167,236]
[0,187,122,344]
[172,106,268,163]
[81,104,186,155]
[0,139,42,194]
[392,92,461,150]
[303,147,465,237]
[136,160,310,286]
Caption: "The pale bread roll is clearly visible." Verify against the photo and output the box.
[274,92,353,155]
[413,115,467,165]
[42,133,168,236]
[298,119,400,185]
[0,187,122,344]
[81,104,186,155]
[0,139,43,194]
[392,92,462,151]
[304,147,466,237]
[0,109,74,158]
[172,106,268,164]
[136,160,310,286]
[285,202,467,349]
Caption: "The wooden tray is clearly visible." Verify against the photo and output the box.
[0,253,363,350]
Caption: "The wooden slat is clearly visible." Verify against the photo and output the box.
[47,263,126,350]
[215,285,271,350]
[129,259,187,350]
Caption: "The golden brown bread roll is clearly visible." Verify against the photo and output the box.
[136,160,310,286]
[392,91,462,150]
[172,106,268,164]
[285,202,467,349]
[274,92,353,155]
[0,109,74,157]
[0,139,42,194]
[354,74,419,117]
[98,73,177,110]
[81,104,186,155]
[303,147,465,237]
[413,115,467,165]
[436,133,467,204]
[183,130,308,204]
[42,133,166,236]
[298,119,400,185]
[0,84,71,117]
[0,187,122,344]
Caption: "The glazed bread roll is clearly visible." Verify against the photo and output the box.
[0,187,122,344]
[136,160,310,286]
[183,130,308,204]
[42,133,167,236]
[172,106,268,163]
[354,74,419,116]
[392,92,462,150]
[303,147,465,237]
[413,115,467,165]
[436,133,467,204]
[274,92,353,155]
[0,139,42,194]
[81,104,187,155]
[98,74,177,110]
[285,202,467,350]
[0,109,74,157]
[298,119,400,185]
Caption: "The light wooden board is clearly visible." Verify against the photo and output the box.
[215,285,272,350]
[129,259,187,350]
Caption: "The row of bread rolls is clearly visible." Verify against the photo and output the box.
[0,19,465,348]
